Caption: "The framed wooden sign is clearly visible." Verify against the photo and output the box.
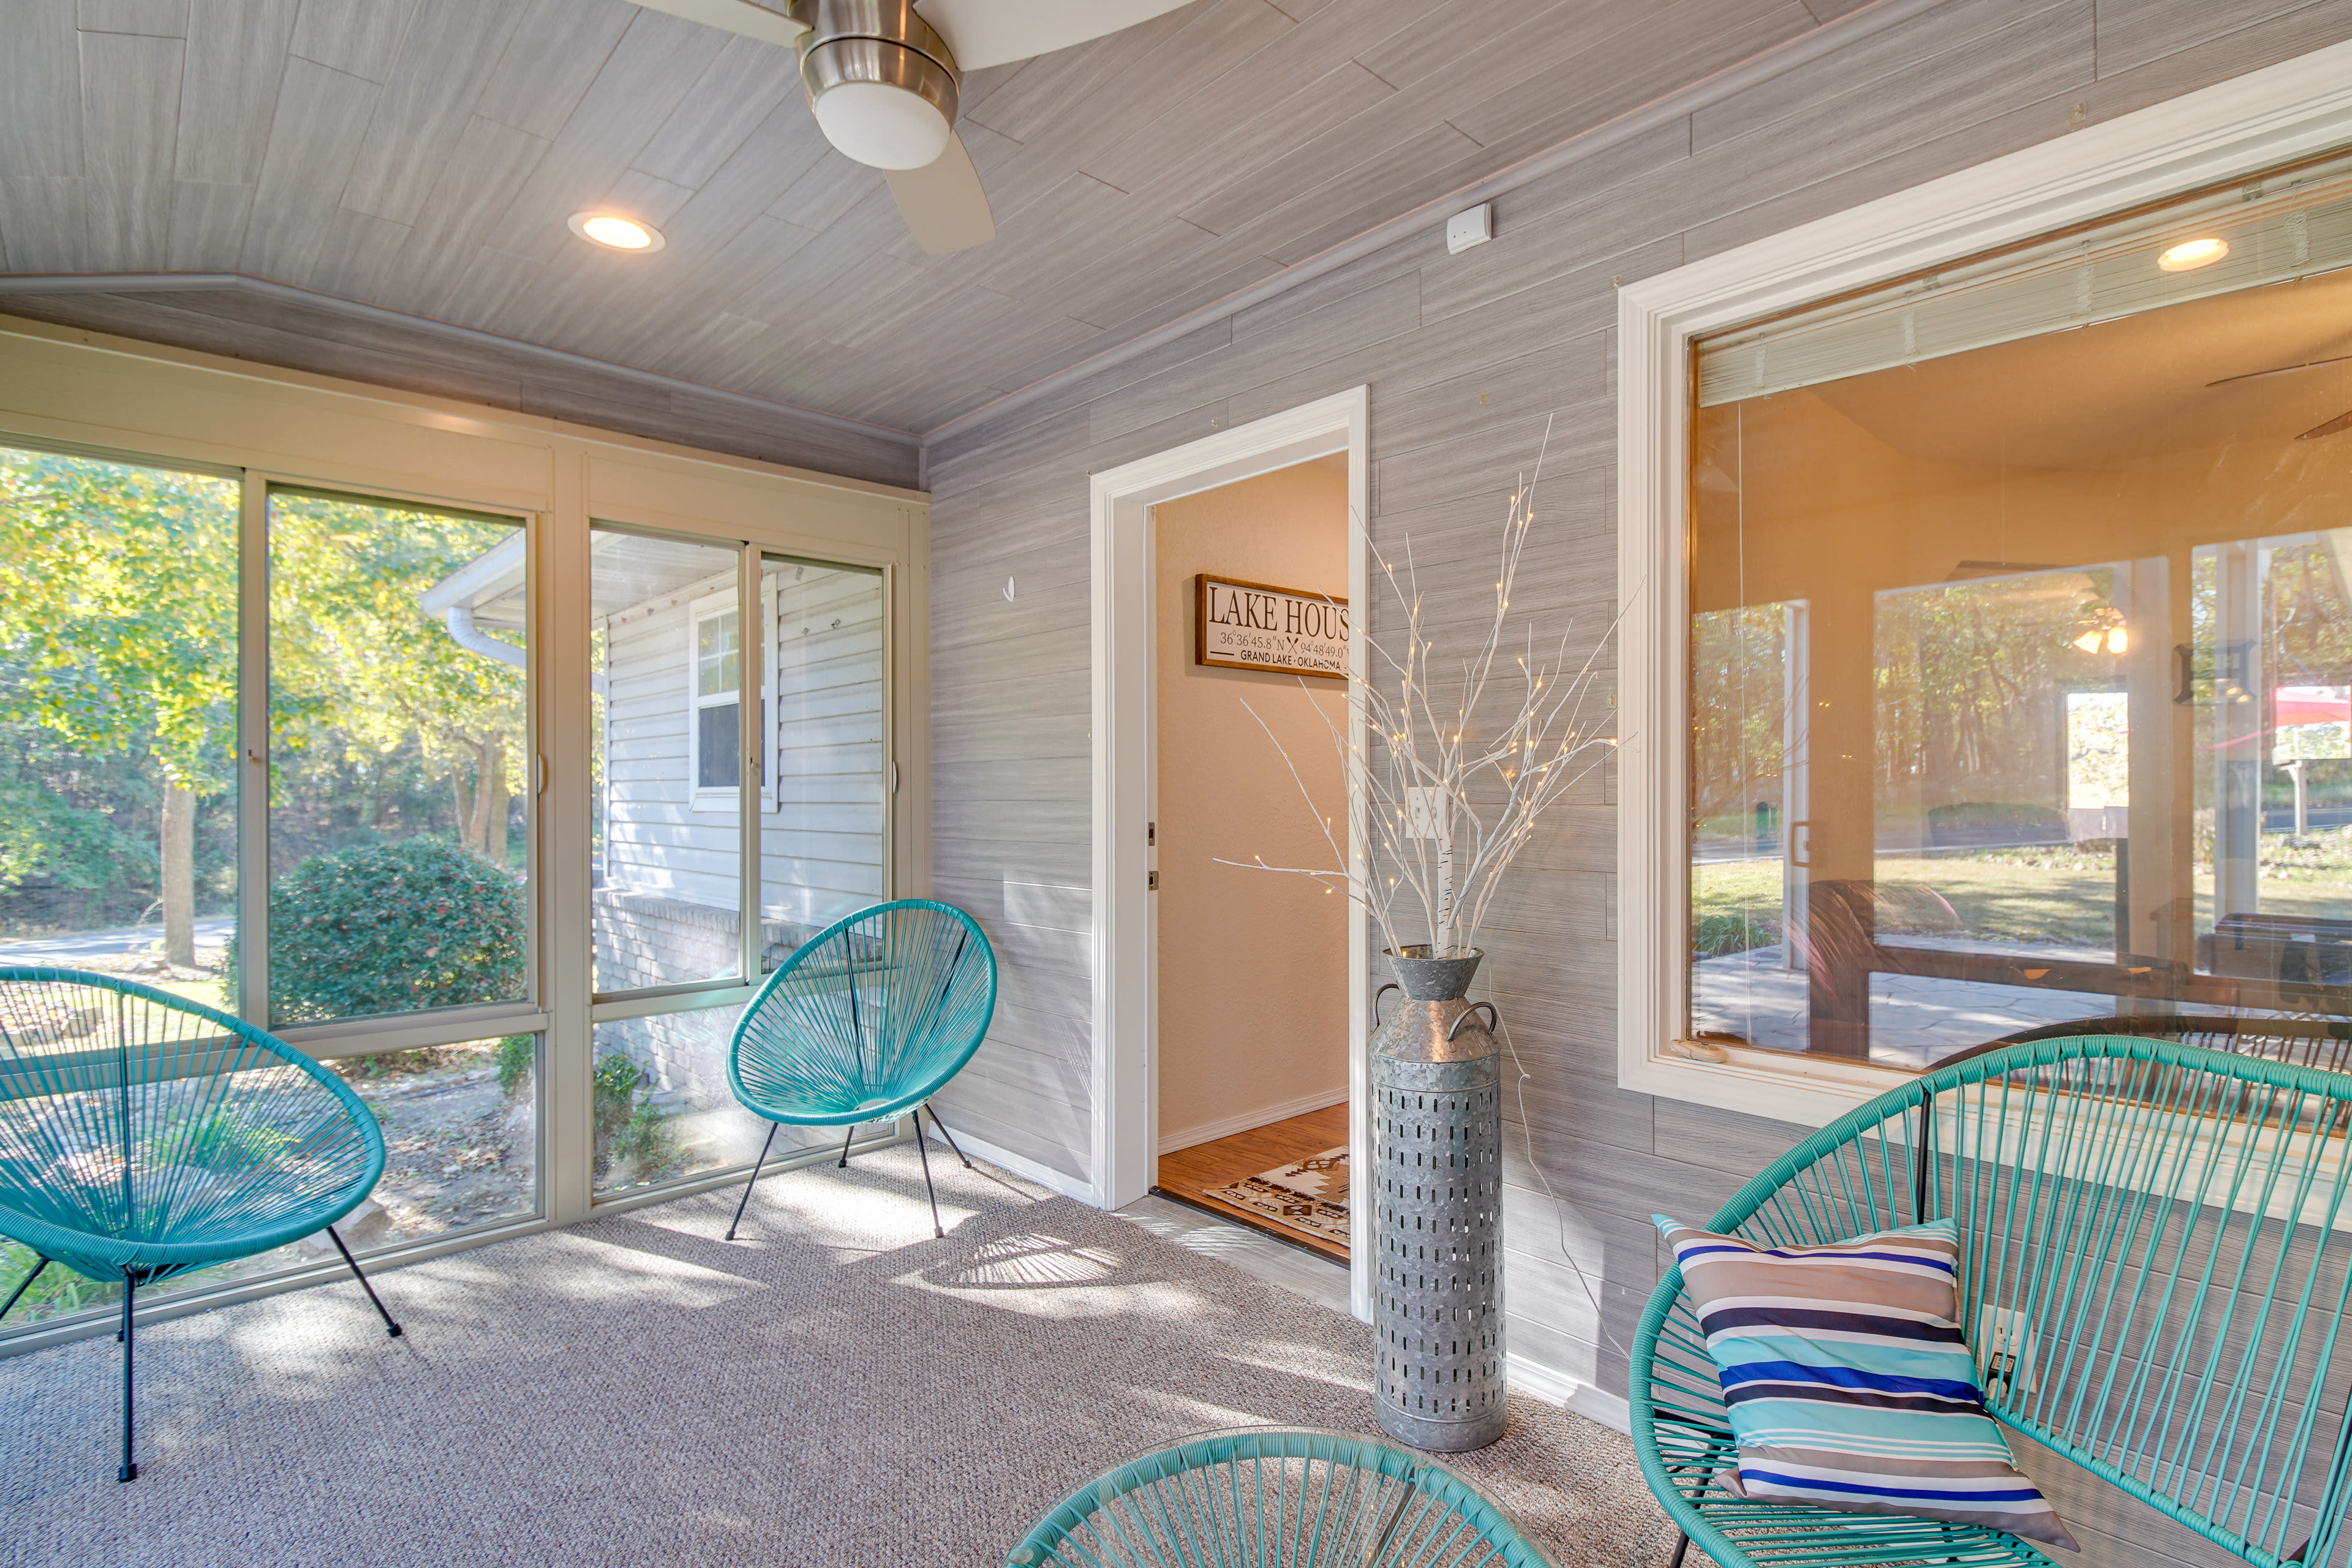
[1194,573,1349,679]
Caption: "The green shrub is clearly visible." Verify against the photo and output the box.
[611,1099,682,1175]
[256,837,524,1023]
[1694,911,1779,958]
[494,1034,535,1098]
[590,1050,680,1182]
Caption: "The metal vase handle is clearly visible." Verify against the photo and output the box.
[1373,982,1400,1027]
[1447,1000,1499,1042]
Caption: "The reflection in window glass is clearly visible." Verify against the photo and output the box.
[694,604,741,792]
[591,1003,834,1196]
[592,529,741,993]
[1692,265,2352,1069]
[0,1035,539,1333]
[761,559,886,970]
[265,491,527,1025]
[0,446,238,1008]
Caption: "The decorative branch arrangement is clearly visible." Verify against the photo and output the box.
[1224,440,1618,958]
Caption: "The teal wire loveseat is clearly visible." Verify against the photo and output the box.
[1633,1035,2352,1567]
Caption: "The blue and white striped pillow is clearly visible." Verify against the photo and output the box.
[1654,1215,2076,1550]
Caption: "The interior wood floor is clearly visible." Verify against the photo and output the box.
[1153,1102,1349,1264]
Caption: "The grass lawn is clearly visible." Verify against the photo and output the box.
[1695,832,2352,954]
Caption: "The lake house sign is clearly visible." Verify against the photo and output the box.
[1194,574,1348,679]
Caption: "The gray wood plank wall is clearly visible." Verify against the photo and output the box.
[920,0,2352,1536]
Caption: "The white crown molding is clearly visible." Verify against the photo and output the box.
[1615,36,2352,1129]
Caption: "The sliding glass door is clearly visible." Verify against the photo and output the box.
[588,531,891,1198]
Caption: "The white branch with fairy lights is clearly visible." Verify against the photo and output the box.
[1223,439,1619,959]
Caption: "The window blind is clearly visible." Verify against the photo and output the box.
[1695,149,2352,407]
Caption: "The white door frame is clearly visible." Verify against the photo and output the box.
[1088,386,1373,1319]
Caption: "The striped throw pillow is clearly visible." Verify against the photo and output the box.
[1654,1215,2077,1550]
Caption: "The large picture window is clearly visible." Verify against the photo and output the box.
[0,446,544,1332]
[1687,154,2352,1074]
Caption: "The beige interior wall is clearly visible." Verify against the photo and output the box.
[1153,459,1350,1151]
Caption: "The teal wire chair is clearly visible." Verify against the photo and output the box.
[0,967,399,1482]
[1005,1427,1559,1568]
[1632,1035,2352,1568]
[724,899,997,1240]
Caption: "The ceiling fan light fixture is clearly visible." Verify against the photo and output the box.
[2158,236,2229,272]
[797,10,960,172]
[567,212,665,252]
[812,77,954,169]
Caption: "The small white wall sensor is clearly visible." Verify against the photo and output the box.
[1446,203,1492,255]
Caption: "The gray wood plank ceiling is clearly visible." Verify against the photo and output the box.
[0,0,1851,440]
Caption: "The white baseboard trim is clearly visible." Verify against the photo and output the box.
[931,1121,1100,1205]
[1508,1352,1632,1435]
[1157,1088,1349,1155]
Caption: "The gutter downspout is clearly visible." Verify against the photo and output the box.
[440,604,608,694]
[443,604,527,669]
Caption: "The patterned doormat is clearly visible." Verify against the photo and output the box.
[1205,1145,1349,1247]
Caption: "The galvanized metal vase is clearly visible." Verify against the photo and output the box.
[1371,944,1506,1452]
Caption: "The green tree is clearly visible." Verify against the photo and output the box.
[266,494,524,869]
[0,451,526,970]
[0,450,238,960]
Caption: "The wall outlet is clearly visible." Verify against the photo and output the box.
[1977,1306,2037,1399]
[1404,786,1444,840]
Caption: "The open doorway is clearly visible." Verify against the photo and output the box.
[1147,457,1351,1261]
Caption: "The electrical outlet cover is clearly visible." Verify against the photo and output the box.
[1977,1306,2037,1399]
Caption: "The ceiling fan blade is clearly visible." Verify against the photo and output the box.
[2209,352,2352,389]
[913,0,1195,71]
[627,0,805,48]
[884,132,997,254]
[2298,407,2352,441]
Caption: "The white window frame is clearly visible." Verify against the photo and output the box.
[687,589,743,808]
[1616,39,2352,1129]
[759,576,779,816]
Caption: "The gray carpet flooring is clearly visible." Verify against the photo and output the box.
[0,1145,1683,1566]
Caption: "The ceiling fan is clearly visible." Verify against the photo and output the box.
[631,0,1195,254]
[2207,352,2352,440]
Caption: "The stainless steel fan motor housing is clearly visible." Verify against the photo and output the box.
[789,0,961,170]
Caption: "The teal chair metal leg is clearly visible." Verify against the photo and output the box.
[912,1112,944,1237]
[925,1106,971,1169]
[726,1123,781,1242]
[323,1226,401,1338]
[118,1277,137,1483]
[836,1126,854,1168]
[0,1253,47,1320]
[1668,1531,1689,1567]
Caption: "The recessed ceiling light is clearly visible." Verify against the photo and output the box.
[2158,236,2228,272]
[567,211,665,252]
